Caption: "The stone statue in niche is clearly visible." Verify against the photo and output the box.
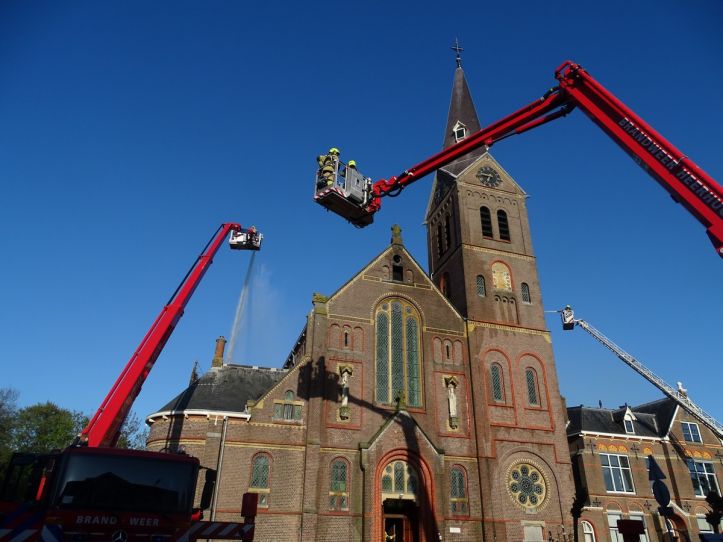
[444,376,459,429]
[339,366,353,420]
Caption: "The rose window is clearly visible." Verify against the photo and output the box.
[507,463,546,508]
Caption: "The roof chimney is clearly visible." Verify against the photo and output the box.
[212,336,226,368]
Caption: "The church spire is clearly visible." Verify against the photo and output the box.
[441,43,485,175]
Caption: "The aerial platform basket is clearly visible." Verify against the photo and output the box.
[314,160,374,227]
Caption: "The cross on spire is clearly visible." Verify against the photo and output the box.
[451,38,463,68]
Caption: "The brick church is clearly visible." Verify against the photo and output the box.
[146,61,579,541]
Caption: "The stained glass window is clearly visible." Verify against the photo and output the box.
[376,312,389,403]
[521,282,531,304]
[381,461,419,499]
[329,459,349,510]
[476,275,486,297]
[491,363,504,402]
[250,454,270,488]
[526,368,539,406]
[375,299,422,407]
[450,466,468,515]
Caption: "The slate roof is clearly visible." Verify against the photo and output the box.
[567,397,678,439]
[154,364,287,414]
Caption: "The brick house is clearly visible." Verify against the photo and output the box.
[568,398,723,541]
[146,62,579,541]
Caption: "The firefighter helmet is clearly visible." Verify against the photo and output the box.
[348,160,357,168]
[329,147,340,155]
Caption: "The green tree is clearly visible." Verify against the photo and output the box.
[116,411,149,450]
[0,388,19,470]
[11,402,88,453]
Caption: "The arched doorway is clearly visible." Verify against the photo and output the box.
[374,451,436,542]
[381,460,419,542]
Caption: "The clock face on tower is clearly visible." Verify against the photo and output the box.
[476,166,502,188]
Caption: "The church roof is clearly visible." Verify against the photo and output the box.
[567,397,678,439]
[152,364,287,415]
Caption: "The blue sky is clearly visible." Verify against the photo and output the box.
[1,1,721,428]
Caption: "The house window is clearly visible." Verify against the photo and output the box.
[525,368,539,406]
[375,299,422,407]
[682,421,702,443]
[600,453,635,493]
[491,262,512,291]
[450,466,468,515]
[273,390,302,421]
[497,210,511,241]
[250,453,271,507]
[476,275,486,297]
[624,418,635,434]
[629,513,649,542]
[480,206,493,238]
[581,520,596,542]
[521,282,531,304]
[607,512,624,542]
[490,363,504,402]
[688,459,719,497]
[453,121,467,142]
[329,458,349,511]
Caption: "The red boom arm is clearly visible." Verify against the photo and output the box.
[359,61,722,256]
[80,222,242,447]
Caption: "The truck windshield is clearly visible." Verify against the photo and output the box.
[50,453,196,515]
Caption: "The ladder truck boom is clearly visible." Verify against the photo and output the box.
[1,222,262,542]
[314,60,723,256]
[560,305,723,441]
[80,222,262,447]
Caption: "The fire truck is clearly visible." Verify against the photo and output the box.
[314,60,723,257]
[0,223,262,541]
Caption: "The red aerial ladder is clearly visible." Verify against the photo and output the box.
[0,223,262,542]
[314,61,723,257]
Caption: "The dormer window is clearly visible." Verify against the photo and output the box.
[623,408,636,434]
[453,121,467,142]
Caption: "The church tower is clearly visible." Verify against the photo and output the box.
[426,56,575,541]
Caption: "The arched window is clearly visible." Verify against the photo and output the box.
[497,210,511,241]
[476,275,486,297]
[381,460,418,500]
[329,458,349,511]
[450,466,469,515]
[445,214,452,250]
[581,521,596,542]
[480,206,493,238]
[525,368,539,406]
[375,299,422,407]
[250,453,271,506]
[521,282,531,304]
[490,363,504,402]
[439,272,451,299]
[491,262,512,291]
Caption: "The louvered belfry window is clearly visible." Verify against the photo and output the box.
[375,299,422,407]
[480,207,493,238]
